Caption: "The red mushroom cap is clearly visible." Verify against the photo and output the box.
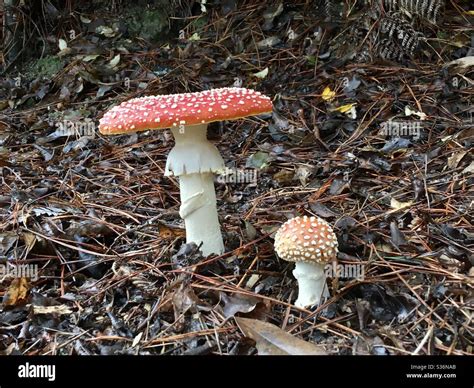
[99,87,273,135]
[274,216,338,264]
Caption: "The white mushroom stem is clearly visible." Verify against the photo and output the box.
[178,173,224,255]
[165,124,225,256]
[292,261,329,308]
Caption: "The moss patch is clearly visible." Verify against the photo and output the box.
[28,55,65,79]
[125,5,169,42]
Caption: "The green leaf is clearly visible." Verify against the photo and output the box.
[247,151,271,169]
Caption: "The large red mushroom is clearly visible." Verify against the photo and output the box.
[99,87,272,255]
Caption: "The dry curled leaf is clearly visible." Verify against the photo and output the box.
[3,277,30,307]
[221,293,260,318]
[390,198,413,210]
[172,283,201,317]
[0,232,18,255]
[447,150,468,169]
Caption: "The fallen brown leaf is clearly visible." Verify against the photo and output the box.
[235,317,327,355]
[33,305,73,315]
[159,224,186,239]
[3,277,30,307]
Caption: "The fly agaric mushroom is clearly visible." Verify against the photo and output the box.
[274,216,338,308]
[99,87,272,256]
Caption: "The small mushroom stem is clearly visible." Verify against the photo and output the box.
[165,124,225,256]
[292,261,329,308]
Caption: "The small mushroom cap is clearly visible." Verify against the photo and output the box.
[274,216,338,264]
[99,87,272,135]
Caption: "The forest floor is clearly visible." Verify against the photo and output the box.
[0,1,473,355]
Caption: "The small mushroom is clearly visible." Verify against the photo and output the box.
[274,215,338,308]
[99,87,272,256]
